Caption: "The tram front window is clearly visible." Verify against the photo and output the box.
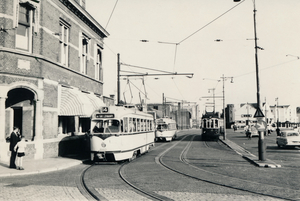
[157,124,168,130]
[92,120,120,134]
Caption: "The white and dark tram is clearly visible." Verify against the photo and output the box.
[89,106,155,162]
[201,112,224,141]
[155,117,177,142]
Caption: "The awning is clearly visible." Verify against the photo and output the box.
[86,93,105,110]
[59,87,104,117]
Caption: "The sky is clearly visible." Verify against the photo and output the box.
[86,0,300,113]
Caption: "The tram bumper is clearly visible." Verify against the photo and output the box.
[92,152,115,162]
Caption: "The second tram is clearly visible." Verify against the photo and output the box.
[155,117,177,141]
[201,112,224,141]
[89,105,155,162]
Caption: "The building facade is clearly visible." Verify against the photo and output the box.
[147,102,193,129]
[270,105,298,127]
[0,0,112,161]
[228,103,298,129]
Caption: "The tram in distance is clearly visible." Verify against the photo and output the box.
[88,105,155,162]
[201,112,224,141]
[155,117,177,142]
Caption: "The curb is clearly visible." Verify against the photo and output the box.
[0,160,83,177]
[220,139,281,168]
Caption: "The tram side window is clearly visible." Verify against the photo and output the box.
[137,119,140,131]
[203,120,207,128]
[133,118,136,132]
[120,120,123,132]
[129,118,133,132]
[140,119,144,131]
[211,119,214,128]
[124,117,128,133]
[146,120,149,131]
[169,123,176,130]
[215,119,218,128]
[150,120,153,131]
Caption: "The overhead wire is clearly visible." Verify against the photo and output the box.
[178,0,246,44]
[103,1,246,103]
[105,0,119,29]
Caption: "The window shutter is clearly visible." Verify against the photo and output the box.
[33,5,40,33]
[87,39,90,61]
[78,32,82,57]
[14,0,19,28]
[94,43,97,66]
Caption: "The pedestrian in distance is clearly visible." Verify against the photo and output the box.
[9,127,21,168]
[267,124,271,136]
[276,127,281,136]
[247,125,252,140]
[233,124,237,132]
[14,136,26,170]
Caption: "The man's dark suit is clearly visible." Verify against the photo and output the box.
[9,131,20,168]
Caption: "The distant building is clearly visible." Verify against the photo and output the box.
[146,102,193,129]
[228,102,299,129]
[270,105,298,127]
[0,0,112,161]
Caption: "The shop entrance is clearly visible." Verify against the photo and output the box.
[6,88,35,139]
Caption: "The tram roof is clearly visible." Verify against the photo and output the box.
[91,105,154,119]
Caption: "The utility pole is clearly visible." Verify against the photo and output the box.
[220,74,233,140]
[253,1,266,161]
[208,88,216,113]
[162,93,165,117]
[117,53,121,105]
[234,0,265,161]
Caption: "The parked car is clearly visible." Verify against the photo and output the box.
[245,125,258,137]
[276,130,300,148]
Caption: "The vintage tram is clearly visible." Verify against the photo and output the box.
[201,112,224,141]
[89,105,155,162]
[155,117,177,141]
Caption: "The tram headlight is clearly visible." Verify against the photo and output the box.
[101,142,106,147]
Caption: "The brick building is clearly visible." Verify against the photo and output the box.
[0,0,112,161]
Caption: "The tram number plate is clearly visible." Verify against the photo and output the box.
[102,107,109,113]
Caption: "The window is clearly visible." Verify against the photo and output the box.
[59,21,69,66]
[133,118,137,132]
[92,120,120,133]
[123,117,128,133]
[137,119,140,131]
[95,46,102,80]
[81,34,89,74]
[16,4,34,51]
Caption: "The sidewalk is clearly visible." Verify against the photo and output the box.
[0,136,282,177]
[0,157,87,177]
[219,138,282,168]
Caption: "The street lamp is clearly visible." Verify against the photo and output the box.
[234,0,266,161]
[220,75,233,140]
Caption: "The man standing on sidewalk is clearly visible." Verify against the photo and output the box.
[9,127,21,168]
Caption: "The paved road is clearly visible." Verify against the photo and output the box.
[227,128,300,168]
[0,129,299,201]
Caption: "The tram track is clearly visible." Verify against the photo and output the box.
[79,133,298,201]
[79,142,171,201]
[158,134,298,201]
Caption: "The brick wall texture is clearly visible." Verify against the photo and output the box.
[1,0,108,159]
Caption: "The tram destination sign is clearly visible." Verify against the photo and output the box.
[95,114,114,118]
